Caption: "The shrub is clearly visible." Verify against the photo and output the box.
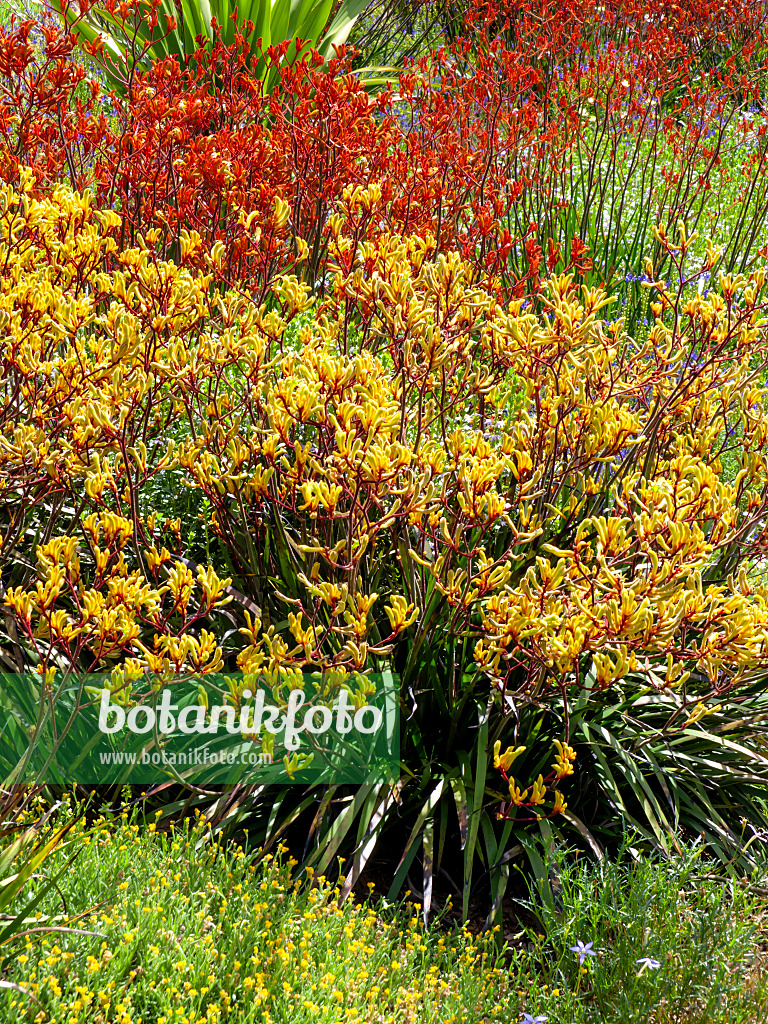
[3,169,768,919]
[5,2,768,324]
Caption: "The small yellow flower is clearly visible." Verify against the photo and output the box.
[552,739,577,779]
[384,595,419,634]
[508,779,529,805]
[493,740,527,772]
[529,774,547,806]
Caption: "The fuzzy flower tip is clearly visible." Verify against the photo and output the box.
[636,956,662,971]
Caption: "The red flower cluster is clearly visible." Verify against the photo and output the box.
[1,0,766,301]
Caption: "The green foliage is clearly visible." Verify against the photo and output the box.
[50,0,372,95]
[0,792,96,994]
[0,805,520,1021]
[514,835,768,1022]
[1,813,767,1022]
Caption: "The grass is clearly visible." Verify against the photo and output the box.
[506,98,768,335]
[0,802,767,1023]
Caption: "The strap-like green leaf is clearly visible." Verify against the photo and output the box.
[318,0,370,56]
[339,781,401,903]
[461,715,489,920]
[269,0,294,47]
[422,814,435,927]
[314,782,377,877]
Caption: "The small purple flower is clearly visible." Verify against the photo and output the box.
[636,956,662,971]
[569,939,597,965]
[520,1015,548,1024]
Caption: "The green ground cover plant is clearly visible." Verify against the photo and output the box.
[0,805,766,1023]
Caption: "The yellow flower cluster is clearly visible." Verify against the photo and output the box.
[4,174,768,806]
